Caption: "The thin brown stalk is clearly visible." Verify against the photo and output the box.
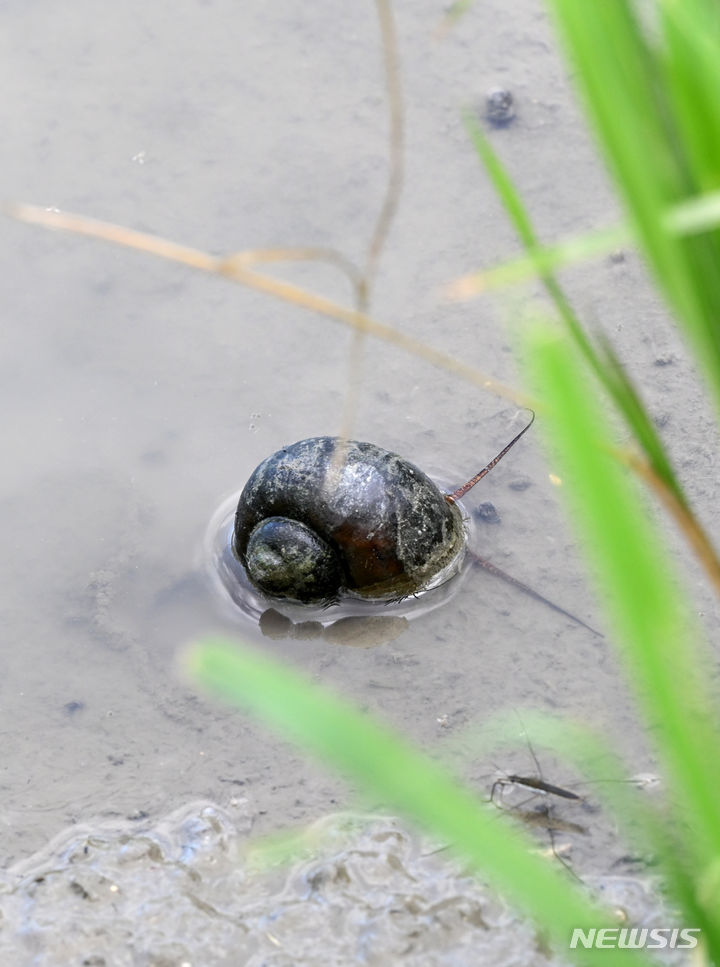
[225,247,364,295]
[337,0,405,448]
[361,0,404,306]
[9,203,527,406]
[623,449,720,599]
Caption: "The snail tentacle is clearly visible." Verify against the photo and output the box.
[447,410,535,502]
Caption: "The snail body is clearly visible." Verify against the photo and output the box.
[233,437,465,604]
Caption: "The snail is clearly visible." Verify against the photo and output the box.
[231,414,535,604]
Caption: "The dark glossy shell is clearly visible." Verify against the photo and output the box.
[233,437,465,603]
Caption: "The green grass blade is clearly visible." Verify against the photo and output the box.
[666,190,720,236]
[450,188,720,296]
[547,0,720,408]
[450,222,630,295]
[462,110,692,512]
[186,638,657,966]
[594,334,685,506]
[660,0,720,197]
[462,110,540,252]
[462,110,606,378]
[491,709,712,942]
[526,325,720,946]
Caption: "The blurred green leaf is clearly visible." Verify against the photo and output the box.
[547,0,720,409]
[526,324,720,948]
[186,638,656,966]
[450,222,629,295]
[462,110,697,518]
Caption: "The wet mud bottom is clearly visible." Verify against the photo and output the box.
[0,802,683,967]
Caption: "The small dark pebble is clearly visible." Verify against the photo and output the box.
[608,250,626,264]
[485,87,515,126]
[69,880,92,900]
[63,700,85,716]
[473,501,501,525]
[654,354,675,367]
[508,477,532,492]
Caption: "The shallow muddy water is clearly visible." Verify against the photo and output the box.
[2,0,719,962]
[0,804,690,966]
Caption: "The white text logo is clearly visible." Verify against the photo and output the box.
[569,927,700,950]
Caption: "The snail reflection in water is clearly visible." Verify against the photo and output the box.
[232,414,535,605]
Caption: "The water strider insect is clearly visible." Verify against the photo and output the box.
[231,414,536,604]
[487,732,594,880]
[491,773,583,804]
[489,726,586,814]
[489,760,660,879]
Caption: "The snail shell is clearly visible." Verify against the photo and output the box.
[233,437,465,603]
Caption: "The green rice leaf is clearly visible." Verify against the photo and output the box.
[186,637,657,966]
[547,0,720,409]
[462,109,691,513]
[526,324,720,947]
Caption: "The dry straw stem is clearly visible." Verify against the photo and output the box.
[8,202,528,408]
[361,0,404,305]
[622,448,720,600]
[447,223,631,298]
[19,199,719,598]
[336,0,405,442]
[24,193,718,599]
[447,192,720,301]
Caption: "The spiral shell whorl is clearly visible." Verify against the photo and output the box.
[244,516,342,601]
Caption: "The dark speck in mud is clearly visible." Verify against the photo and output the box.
[508,476,532,492]
[654,354,676,367]
[473,501,501,525]
[485,87,515,126]
[127,810,149,822]
[138,448,167,466]
[63,701,85,716]
[69,880,92,901]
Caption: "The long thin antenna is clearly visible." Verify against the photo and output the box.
[447,410,535,502]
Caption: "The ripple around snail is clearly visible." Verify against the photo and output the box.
[230,415,535,606]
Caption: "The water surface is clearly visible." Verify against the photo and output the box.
[1,0,718,960]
